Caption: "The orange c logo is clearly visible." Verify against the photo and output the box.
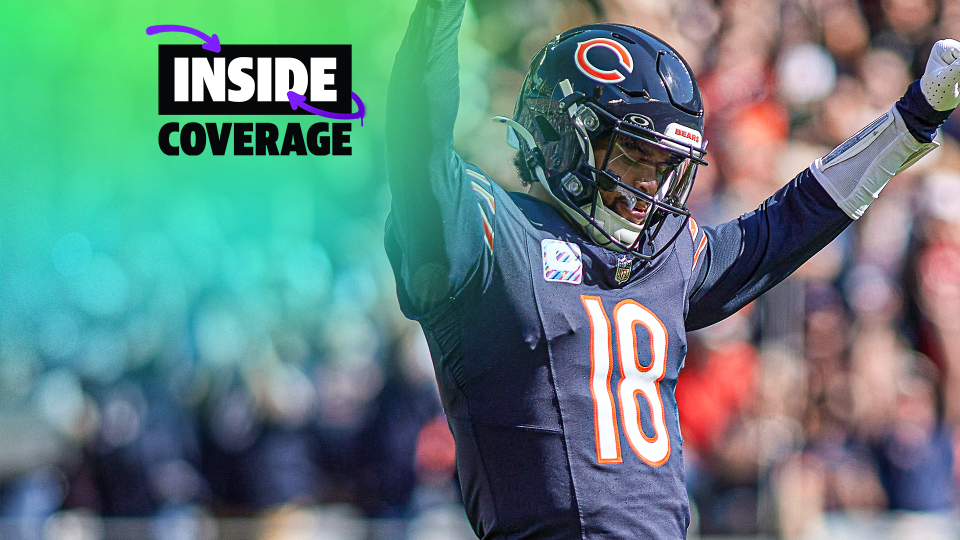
[575,38,634,84]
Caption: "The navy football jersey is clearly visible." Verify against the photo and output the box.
[385,0,852,537]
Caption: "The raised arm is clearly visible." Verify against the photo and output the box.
[686,40,960,331]
[385,0,490,317]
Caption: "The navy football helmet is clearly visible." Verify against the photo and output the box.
[496,24,707,260]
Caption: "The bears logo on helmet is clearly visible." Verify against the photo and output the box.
[575,38,634,83]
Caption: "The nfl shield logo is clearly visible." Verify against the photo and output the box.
[615,255,632,284]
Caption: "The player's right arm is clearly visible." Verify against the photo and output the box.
[685,40,960,330]
[385,0,490,319]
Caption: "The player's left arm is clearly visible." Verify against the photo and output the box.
[686,40,960,331]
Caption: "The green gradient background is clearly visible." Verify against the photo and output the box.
[0,0,417,394]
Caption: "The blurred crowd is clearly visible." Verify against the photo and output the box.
[4,0,960,539]
[0,186,462,540]
[0,150,464,538]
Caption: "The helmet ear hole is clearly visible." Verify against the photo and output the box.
[534,115,562,142]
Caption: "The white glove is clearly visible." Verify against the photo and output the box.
[921,39,960,111]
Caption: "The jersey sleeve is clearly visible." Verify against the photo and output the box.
[685,168,853,331]
[384,0,492,319]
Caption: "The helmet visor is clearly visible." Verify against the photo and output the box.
[592,135,696,223]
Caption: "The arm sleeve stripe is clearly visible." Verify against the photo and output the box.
[466,168,491,186]
[692,235,708,272]
[471,181,496,213]
[478,203,494,252]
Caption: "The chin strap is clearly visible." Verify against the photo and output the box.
[584,204,642,249]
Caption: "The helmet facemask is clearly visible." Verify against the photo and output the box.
[554,101,706,260]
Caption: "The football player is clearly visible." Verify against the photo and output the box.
[384,0,959,537]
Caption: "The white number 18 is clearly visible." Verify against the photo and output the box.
[581,295,670,466]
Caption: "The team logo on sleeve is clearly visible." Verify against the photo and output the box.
[542,239,582,284]
[575,38,634,83]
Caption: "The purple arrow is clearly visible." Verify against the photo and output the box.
[287,91,366,127]
[146,25,220,53]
